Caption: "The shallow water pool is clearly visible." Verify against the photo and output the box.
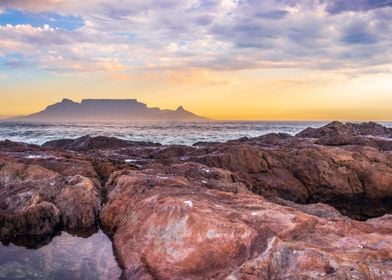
[0,230,121,280]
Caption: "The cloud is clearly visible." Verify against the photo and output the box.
[0,0,390,78]
[341,20,378,45]
[113,68,240,86]
[325,0,392,14]
[0,0,83,13]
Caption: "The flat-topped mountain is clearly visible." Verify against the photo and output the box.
[16,98,207,121]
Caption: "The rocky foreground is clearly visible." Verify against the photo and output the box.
[1,121,392,279]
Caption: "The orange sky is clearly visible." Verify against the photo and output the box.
[1,68,392,120]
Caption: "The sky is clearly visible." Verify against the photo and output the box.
[0,0,392,120]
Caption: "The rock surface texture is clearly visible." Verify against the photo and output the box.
[0,141,102,241]
[1,121,392,279]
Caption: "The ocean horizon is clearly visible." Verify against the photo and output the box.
[0,120,330,146]
[2,120,392,146]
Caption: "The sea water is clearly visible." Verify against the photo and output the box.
[0,121,334,145]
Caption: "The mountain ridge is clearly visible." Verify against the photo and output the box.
[14,98,208,122]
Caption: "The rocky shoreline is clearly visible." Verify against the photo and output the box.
[1,121,392,279]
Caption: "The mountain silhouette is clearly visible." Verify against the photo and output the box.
[16,99,207,122]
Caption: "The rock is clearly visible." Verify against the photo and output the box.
[143,162,251,194]
[315,134,392,151]
[0,145,102,241]
[0,139,39,150]
[0,198,61,238]
[159,137,392,220]
[271,198,343,219]
[67,126,391,221]
[42,135,159,151]
[101,167,392,279]
[41,138,75,149]
[2,122,392,278]
[351,121,392,137]
[53,175,100,232]
[297,121,392,139]
[228,231,392,279]
[296,121,355,138]
[295,122,392,151]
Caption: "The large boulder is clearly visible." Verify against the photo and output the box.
[101,166,392,279]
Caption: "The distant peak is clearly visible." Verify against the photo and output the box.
[61,98,75,104]
[23,99,207,121]
[81,99,138,103]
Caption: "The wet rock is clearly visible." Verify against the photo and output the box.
[53,175,100,232]
[0,198,61,238]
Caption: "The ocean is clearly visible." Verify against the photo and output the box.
[1,120,392,146]
[0,121,330,145]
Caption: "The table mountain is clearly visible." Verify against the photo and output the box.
[16,98,207,121]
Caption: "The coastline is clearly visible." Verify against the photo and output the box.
[1,121,392,279]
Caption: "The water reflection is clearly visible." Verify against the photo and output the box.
[0,230,121,280]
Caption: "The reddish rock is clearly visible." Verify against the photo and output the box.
[2,122,392,279]
[351,121,392,137]
[297,121,392,138]
[315,134,392,151]
[0,145,102,240]
[161,138,392,219]
[101,166,392,279]
[42,135,159,151]
[295,121,392,151]
[83,124,392,220]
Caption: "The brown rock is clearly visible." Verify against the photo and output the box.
[0,145,102,240]
[315,134,392,151]
[2,123,392,278]
[170,139,392,219]
[101,166,392,279]
[42,135,159,151]
[296,121,355,138]
[297,121,392,139]
[84,129,391,220]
